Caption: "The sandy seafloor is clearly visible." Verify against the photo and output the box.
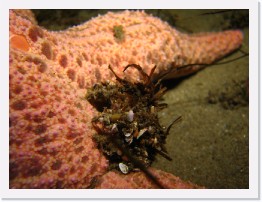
[32,9,249,189]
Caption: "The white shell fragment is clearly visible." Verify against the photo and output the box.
[150,106,155,113]
[111,123,118,133]
[119,163,129,174]
[154,137,158,144]
[125,136,133,144]
[126,110,134,122]
[137,128,148,139]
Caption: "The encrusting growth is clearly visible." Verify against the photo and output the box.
[87,64,184,188]
[86,64,181,181]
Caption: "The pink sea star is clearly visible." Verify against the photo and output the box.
[9,9,243,188]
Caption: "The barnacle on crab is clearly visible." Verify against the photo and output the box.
[86,64,181,174]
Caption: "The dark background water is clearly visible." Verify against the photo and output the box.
[31,10,249,188]
[32,9,248,32]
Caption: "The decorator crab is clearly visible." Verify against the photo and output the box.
[86,64,181,177]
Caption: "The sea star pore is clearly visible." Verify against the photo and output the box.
[9,10,243,188]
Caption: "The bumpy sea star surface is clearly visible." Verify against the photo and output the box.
[9,9,243,188]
